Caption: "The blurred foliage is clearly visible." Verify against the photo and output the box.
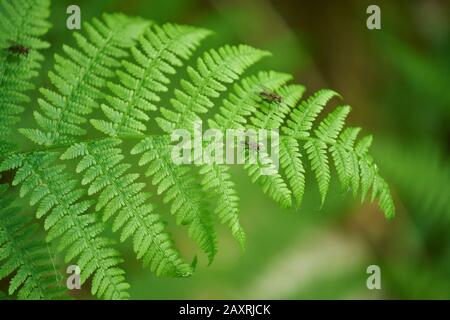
[374,140,450,298]
[2,0,449,299]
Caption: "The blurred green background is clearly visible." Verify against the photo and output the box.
[12,0,450,299]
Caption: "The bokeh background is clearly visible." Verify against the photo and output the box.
[8,0,450,299]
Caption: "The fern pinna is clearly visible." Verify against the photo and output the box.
[0,0,395,300]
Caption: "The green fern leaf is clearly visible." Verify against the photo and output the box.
[245,83,304,207]
[199,163,245,248]
[132,136,217,263]
[339,127,362,149]
[348,150,360,196]
[0,4,397,299]
[355,135,373,156]
[61,139,192,277]
[0,0,51,153]
[244,149,292,208]
[315,105,351,144]
[280,136,305,207]
[200,71,293,246]
[0,185,67,299]
[305,138,330,205]
[330,143,350,190]
[209,71,292,130]
[20,13,149,146]
[283,89,340,138]
[156,45,270,132]
[330,127,361,190]
[372,175,395,219]
[91,23,211,137]
[250,84,305,129]
[359,156,375,202]
[0,152,130,299]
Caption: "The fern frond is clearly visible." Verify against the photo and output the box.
[156,45,270,133]
[0,5,397,299]
[91,23,211,137]
[20,13,150,146]
[0,185,66,299]
[132,136,217,262]
[60,139,192,276]
[0,0,51,152]
[0,153,130,299]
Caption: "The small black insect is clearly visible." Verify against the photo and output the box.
[6,44,29,56]
[259,89,283,104]
[241,140,263,152]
